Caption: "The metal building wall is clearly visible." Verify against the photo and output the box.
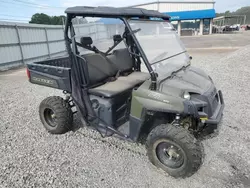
[134,1,215,12]
[135,3,158,10]
[0,21,108,71]
[159,2,214,12]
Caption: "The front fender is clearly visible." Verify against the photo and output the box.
[130,84,185,119]
[135,95,184,114]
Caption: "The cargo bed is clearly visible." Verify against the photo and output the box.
[27,56,72,92]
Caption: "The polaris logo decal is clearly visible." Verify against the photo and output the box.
[148,92,170,104]
[148,92,161,100]
[32,77,55,85]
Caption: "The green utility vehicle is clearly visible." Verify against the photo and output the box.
[27,6,224,178]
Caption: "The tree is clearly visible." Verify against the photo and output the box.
[50,16,66,25]
[216,6,250,24]
[29,13,51,24]
[29,13,66,25]
[225,10,231,16]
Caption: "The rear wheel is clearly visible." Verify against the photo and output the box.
[146,124,203,178]
[39,96,73,134]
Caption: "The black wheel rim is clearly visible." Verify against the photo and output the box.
[44,108,57,127]
[156,141,185,169]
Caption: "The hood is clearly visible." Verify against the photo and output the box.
[159,66,213,96]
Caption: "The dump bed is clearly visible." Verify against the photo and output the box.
[27,57,72,92]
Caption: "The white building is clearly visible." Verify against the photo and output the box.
[130,1,216,35]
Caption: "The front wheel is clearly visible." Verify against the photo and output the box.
[146,124,203,178]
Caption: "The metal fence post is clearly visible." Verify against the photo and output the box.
[15,25,24,64]
[78,24,80,35]
[44,28,51,58]
[88,25,91,38]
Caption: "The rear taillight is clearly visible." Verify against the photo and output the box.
[26,68,31,79]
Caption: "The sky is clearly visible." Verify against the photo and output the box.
[0,0,249,22]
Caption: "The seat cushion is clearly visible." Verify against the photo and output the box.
[89,72,150,98]
[118,72,150,85]
[88,79,135,98]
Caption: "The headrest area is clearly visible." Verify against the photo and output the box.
[113,34,122,43]
[80,37,93,46]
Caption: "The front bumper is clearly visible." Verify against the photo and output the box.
[204,90,225,124]
[184,90,225,125]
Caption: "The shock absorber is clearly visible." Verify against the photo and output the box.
[63,91,76,113]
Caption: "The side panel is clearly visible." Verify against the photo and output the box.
[89,91,131,128]
[128,115,143,141]
[130,91,144,119]
[27,64,71,92]
[30,71,59,88]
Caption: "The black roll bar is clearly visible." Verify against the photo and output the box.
[64,14,158,91]
[122,18,157,90]
[64,14,96,121]
[64,15,72,56]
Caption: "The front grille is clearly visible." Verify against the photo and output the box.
[190,85,220,117]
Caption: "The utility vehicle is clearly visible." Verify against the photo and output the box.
[27,6,224,178]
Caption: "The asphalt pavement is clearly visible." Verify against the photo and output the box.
[181,31,250,49]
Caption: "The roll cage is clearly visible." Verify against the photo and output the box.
[64,6,170,91]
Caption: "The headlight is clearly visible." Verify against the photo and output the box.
[183,91,191,100]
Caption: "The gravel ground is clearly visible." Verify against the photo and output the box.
[1,46,250,188]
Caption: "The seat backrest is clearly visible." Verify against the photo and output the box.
[80,37,93,46]
[81,53,118,87]
[107,48,133,74]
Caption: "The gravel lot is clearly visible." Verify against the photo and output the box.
[1,46,250,188]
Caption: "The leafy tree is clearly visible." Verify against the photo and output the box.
[29,13,51,24]
[50,16,66,25]
[216,6,250,24]
[225,10,231,16]
[29,13,66,25]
